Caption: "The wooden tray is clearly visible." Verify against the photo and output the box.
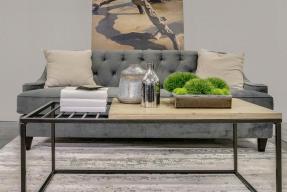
[173,94,232,108]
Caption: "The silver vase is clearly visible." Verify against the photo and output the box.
[118,64,146,104]
[142,62,160,108]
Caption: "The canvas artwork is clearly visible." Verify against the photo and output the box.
[92,0,184,50]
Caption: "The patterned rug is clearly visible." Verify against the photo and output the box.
[0,137,286,192]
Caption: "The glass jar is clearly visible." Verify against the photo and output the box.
[118,64,146,104]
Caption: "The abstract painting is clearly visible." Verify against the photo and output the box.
[92,0,184,50]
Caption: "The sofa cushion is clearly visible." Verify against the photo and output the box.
[196,49,244,89]
[17,87,173,114]
[44,50,96,87]
[17,87,273,114]
[92,50,198,87]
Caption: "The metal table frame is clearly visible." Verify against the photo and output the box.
[20,101,282,192]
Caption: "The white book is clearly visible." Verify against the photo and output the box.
[60,98,107,107]
[60,106,106,113]
[61,87,108,100]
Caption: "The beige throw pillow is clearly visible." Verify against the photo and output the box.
[196,49,244,89]
[44,49,96,88]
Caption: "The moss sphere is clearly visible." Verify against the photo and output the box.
[173,87,188,95]
[163,72,198,92]
[211,88,230,95]
[184,79,214,95]
[207,77,229,90]
[222,88,231,95]
[211,88,225,95]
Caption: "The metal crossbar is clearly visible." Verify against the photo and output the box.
[19,102,282,192]
[41,106,60,118]
[55,112,63,119]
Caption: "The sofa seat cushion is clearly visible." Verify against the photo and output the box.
[17,87,173,114]
[18,87,61,114]
[17,87,273,114]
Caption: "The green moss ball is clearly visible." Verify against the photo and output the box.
[211,88,225,95]
[222,88,231,95]
[184,79,214,95]
[207,77,229,90]
[211,88,231,95]
[173,88,188,95]
[163,72,198,92]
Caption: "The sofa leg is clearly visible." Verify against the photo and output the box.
[25,137,33,150]
[257,138,268,152]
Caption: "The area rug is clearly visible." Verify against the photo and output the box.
[0,137,286,192]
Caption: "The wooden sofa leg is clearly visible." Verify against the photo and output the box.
[25,137,33,150]
[257,138,268,152]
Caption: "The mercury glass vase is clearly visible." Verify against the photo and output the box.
[142,62,160,108]
[118,64,146,104]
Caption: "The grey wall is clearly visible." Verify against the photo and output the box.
[0,0,92,121]
[0,0,286,121]
[184,0,287,120]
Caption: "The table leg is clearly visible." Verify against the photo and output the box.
[233,122,257,192]
[275,123,282,192]
[233,123,238,173]
[51,122,55,172]
[51,107,56,172]
[20,122,27,192]
[38,107,56,192]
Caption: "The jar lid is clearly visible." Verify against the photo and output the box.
[121,64,146,76]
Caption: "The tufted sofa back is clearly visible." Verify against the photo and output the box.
[92,50,198,87]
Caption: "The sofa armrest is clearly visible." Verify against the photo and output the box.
[22,67,47,92]
[243,81,268,93]
[22,79,45,92]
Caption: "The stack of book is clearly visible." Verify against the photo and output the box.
[60,87,108,113]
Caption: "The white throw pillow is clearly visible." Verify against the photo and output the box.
[44,49,96,88]
[196,49,244,89]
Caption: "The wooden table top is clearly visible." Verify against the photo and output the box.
[109,98,282,121]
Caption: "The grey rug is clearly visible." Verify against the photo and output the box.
[0,137,286,192]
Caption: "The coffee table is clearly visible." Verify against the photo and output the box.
[20,98,282,192]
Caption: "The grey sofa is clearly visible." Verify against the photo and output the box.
[17,50,273,151]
